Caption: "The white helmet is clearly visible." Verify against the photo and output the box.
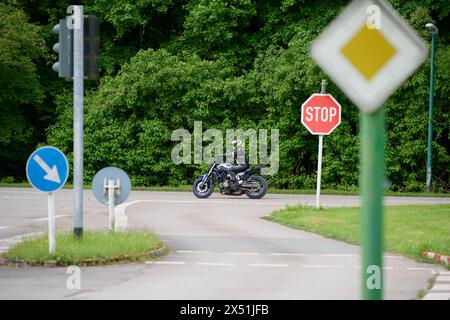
[231,139,243,148]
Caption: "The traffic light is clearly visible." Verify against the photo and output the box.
[52,15,99,81]
[52,18,73,81]
[84,15,100,80]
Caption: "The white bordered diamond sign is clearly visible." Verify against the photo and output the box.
[310,0,428,113]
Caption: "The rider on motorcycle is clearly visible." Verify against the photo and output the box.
[222,139,248,185]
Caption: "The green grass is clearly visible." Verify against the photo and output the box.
[264,204,450,267]
[2,231,163,265]
[1,182,449,197]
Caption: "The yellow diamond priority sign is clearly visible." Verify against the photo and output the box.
[310,0,428,113]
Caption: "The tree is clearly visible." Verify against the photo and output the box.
[0,2,46,179]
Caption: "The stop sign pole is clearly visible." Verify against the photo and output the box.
[316,81,326,208]
[301,80,341,208]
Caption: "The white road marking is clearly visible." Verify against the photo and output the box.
[197,262,235,267]
[34,215,69,222]
[146,261,186,265]
[249,263,289,267]
[176,250,209,254]
[0,232,44,243]
[225,252,259,256]
[118,199,285,207]
[2,197,39,200]
[319,254,355,257]
[406,267,435,271]
[271,253,309,257]
[300,264,344,269]
[0,191,40,194]
[0,226,10,230]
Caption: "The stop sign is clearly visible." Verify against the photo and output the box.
[301,94,341,135]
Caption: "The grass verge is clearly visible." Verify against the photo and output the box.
[0,182,449,197]
[264,204,450,269]
[1,231,164,266]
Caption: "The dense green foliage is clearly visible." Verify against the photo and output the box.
[1,0,449,191]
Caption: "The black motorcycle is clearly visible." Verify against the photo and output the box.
[192,161,268,199]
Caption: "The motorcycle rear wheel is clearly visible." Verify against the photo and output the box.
[193,177,214,198]
[245,176,268,199]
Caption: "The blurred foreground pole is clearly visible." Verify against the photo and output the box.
[360,107,385,300]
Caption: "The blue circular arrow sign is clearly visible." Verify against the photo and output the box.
[26,146,69,192]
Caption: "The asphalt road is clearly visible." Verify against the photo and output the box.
[0,187,449,300]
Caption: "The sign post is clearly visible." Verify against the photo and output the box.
[67,5,85,238]
[92,167,131,231]
[301,81,341,208]
[360,108,385,299]
[26,146,69,254]
[52,6,99,238]
[310,0,428,299]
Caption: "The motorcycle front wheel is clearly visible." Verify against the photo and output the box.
[245,176,268,199]
[193,177,214,199]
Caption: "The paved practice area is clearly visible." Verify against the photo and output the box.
[0,188,449,299]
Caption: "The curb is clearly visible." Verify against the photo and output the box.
[422,271,450,300]
[421,251,450,265]
[0,243,167,267]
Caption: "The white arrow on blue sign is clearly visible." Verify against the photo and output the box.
[26,146,69,192]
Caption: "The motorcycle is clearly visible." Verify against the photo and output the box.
[192,160,268,199]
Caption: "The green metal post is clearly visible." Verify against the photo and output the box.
[360,107,385,300]
[426,33,436,192]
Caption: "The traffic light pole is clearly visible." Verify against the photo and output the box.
[73,5,84,237]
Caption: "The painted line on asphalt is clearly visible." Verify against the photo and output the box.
[300,264,344,269]
[406,267,435,271]
[34,215,69,222]
[120,199,286,207]
[0,191,40,194]
[176,250,210,254]
[249,263,289,267]
[225,252,259,256]
[0,226,10,230]
[0,232,44,243]
[197,262,235,267]
[145,261,186,265]
[271,253,309,257]
[319,254,356,257]
[2,197,40,200]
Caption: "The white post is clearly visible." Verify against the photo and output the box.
[316,135,324,209]
[108,179,115,231]
[48,192,56,254]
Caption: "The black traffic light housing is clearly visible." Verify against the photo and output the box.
[84,15,100,81]
[52,15,99,81]
[52,18,73,81]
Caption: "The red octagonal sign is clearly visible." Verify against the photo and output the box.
[301,94,341,135]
